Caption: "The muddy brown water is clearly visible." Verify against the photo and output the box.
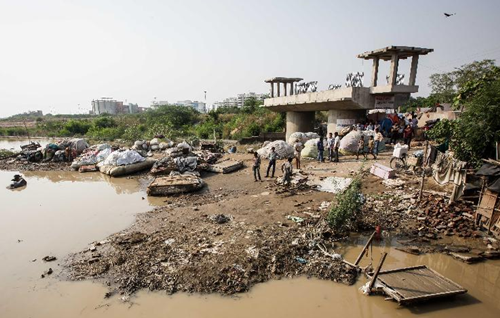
[0,137,54,151]
[1,169,499,317]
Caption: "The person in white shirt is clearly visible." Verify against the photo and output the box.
[293,139,303,169]
[326,133,334,162]
[333,132,340,162]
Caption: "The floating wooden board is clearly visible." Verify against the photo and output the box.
[374,265,467,305]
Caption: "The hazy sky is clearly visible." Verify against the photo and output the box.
[1,0,499,117]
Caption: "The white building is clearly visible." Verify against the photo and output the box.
[213,92,266,110]
[175,100,206,113]
[91,97,122,115]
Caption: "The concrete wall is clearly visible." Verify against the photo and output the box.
[286,111,315,141]
[327,109,367,133]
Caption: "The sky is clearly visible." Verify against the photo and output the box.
[0,0,499,117]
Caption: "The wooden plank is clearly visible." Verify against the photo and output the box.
[374,266,467,304]
[354,231,377,266]
[367,252,387,292]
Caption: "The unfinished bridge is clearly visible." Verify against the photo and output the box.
[263,46,433,139]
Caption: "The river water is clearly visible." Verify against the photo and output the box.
[0,163,499,317]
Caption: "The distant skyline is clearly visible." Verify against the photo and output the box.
[1,0,500,117]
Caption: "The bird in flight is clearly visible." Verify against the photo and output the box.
[444,13,456,17]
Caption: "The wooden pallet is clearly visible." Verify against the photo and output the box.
[373,265,467,305]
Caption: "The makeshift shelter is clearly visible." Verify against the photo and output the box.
[475,160,500,237]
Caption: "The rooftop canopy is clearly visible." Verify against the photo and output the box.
[357,46,434,61]
[265,77,303,83]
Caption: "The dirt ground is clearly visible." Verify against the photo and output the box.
[3,145,495,297]
[62,149,499,298]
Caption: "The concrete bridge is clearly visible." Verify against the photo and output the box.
[263,46,433,140]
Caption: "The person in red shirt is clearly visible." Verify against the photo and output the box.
[403,125,413,149]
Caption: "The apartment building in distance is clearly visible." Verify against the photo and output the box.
[91,97,142,115]
[213,92,266,110]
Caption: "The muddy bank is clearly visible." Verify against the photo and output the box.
[0,158,71,171]
[64,152,499,297]
[67,182,357,295]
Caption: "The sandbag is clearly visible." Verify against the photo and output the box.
[288,131,320,145]
[102,150,145,166]
[257,140,294,159]
[301,138,327,158]
[339,130,363,154]
[100,158,156,177]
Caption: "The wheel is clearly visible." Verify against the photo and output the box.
[390,157,406,172]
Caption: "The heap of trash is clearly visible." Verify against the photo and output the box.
[8,138,89,164]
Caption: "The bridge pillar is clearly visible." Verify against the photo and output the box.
[286,111,315,141]
[327,109,366,133]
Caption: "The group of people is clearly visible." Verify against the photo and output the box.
[251,147,293,185]
[251,127,387,183]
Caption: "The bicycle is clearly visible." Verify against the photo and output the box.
[390,152,408,172]
[390,152,423,174]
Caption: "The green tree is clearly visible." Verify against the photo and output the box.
[427,66,500,166]
[428,59,496,104]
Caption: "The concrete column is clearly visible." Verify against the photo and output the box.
[290,83,294,95]
[409,54,419,86]
[389,53,399,86]
[286,111,315,141]
[371,57,379,87]
[270,83,274,97]
[277,83,281,97]
[284,82,288,96]
[327,109,367,134]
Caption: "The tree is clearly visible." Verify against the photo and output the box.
[428,59,496,105]
[427,66,500,166]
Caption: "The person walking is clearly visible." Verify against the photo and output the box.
[368,135,377,159]
[356,135,367,160]
[293,139,303,169]
[265,147,277,178]
[403,125,413,149]
[374,129,383,156]
[333,132,340,162]
[317,137,325,162]
[252,152,262,182]
[281,157,293,186]
[326,133,334,162]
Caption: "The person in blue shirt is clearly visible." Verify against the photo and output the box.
[317,138,325,162]
[265,147,277,178]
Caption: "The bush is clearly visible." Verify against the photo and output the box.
[327,177,362,232]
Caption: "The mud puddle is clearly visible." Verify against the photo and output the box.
[0,169,499,317]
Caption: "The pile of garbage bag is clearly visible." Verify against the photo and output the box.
[70,144,112,170]
[287,132,319,145]
[257,140,294,159]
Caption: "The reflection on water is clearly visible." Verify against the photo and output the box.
[0,169,499,318]
[0,137,54,151]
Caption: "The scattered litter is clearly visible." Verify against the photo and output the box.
[42,256,57,262]
[295,257,307,264]
[313,177,352,194]
[287,215,304,223]
[209,214,232,224]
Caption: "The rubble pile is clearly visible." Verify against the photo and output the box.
[413,194,478,239]
[357,191,414,235]
[67,211,357,296]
